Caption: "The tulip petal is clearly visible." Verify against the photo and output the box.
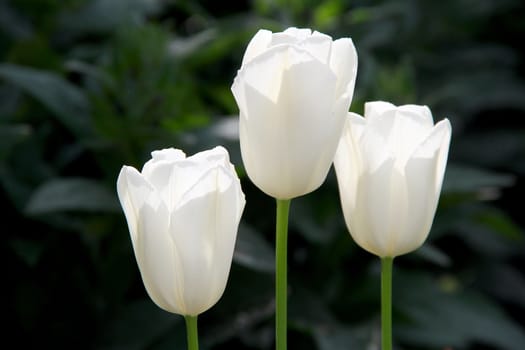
[270,32,299,45]
[396,119,451,255]
[398,104,434,127]
[299,31,332,63]
[235,45,291,104]
[254,28,333,66]
[363,105,397,153]
[142,147,230,212]
[170,166,243,315]
[435,119,452,193]
[137,200,180,313]
[142,161,177,207]
[237,73,282,196]
[319,92,351,161]
[334,112,366,210]
[411,118,452,194]
[142,148,186,180]
[231,76,247,118]
[116,166,154,250]
[189,146,231,169]
[283,27,312,36]
[365,101,396,122]
[278,27,312,41]
[362,159,408,257]
[348,112,367,141]
[334,119,361,245]
[359,116,393,173]
[150,148,186,162]
[330,38,358,98]
[145,161,205,212]
[392,109,436,163]
[117,165,180,313]
[399,156,440,255]
[274,51,339,197]
[270,46,336,176]
[141,148,186,200]
[365,105,435,165]
[241,29,273,66]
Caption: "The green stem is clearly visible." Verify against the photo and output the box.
[184,315,199,350]
[276,199,291,350]
[381,257,394,350]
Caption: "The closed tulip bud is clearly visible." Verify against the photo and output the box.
[117,146,245,316]
[232,27,357,199]
[334,101,451,257]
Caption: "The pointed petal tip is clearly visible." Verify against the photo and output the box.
[117,165,137,186]
[348,111,366,123]
[121,165,155,189]
[334,37,357,53]
[150,148,186,161]
[211,145,229,155]
[436,117,452,130]
[432,118,452,141]
[365,100,395,111]
[241,29,273,66]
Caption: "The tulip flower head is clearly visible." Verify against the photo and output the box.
[232,27,358,199]
[334,101,451,257]
[117,146,245,316]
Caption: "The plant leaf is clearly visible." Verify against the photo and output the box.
[25,178,119,214]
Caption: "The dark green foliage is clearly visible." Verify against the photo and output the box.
[1,0,524,349]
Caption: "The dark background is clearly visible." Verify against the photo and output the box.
[1,0,525,349]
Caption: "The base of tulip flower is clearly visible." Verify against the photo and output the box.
[381,257,394,350]
[276,199,291,350]
[185,315,199,350]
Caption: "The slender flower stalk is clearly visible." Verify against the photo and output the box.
[275,199,291,350]
[381,257,393,350]
[185,315,199,350]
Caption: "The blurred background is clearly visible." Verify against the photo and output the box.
[2,0,525,349]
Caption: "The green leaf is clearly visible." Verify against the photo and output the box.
[455,220,519,257]
[0,64,92,137]
[442,164,515,194]
[474,207,523,240]
[289,287,373,350]
[169,29,217,57]
[59,0,158,37]
[395,271,525,350]
[313,0,343,30]
[481,263,525,309]
[25,178,119,214]
[447,205,524,257]
[0,2,33,39]
[313,326,371,350]
[96,299,181,350]
[0,124,32,160]
[452,131,525,171]
[413,244,452,267]
[233,224,275,273]
[9,238,45,266]
[289,194,341,244]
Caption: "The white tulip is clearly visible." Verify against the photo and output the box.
[334,101,451,257]
[116,146,245,316]
[232,27,358,199]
